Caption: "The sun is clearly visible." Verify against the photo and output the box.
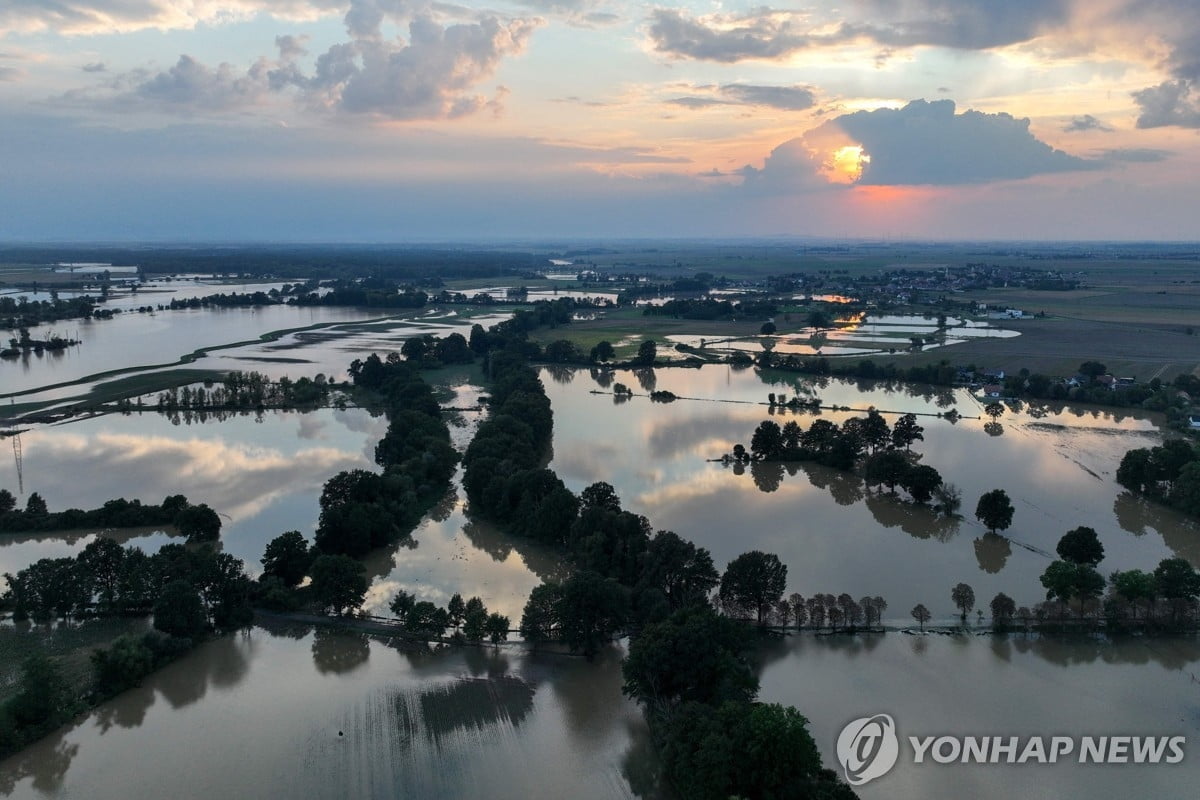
[827,145,870,184]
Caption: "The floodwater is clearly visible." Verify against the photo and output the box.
[3,329,1200,798]
[544,364,1199,624]
[2,625,1196,799]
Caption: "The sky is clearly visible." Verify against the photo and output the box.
[1,0,1199,241]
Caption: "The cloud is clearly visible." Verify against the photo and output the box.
[1062,114,1112,132]
[798,99,1096,186]
[0,66,20,81]
[59,3,541,121]
[666,83,817,111]
[1095,147,1172,162]
[846,0,1072,50]
[306,14,540,118]
[0,1,345,37]
[81,61,107,72]
[1132,79,1200,128]
[647,8,825,63]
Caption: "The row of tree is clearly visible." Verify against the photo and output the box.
[0,491,220,540]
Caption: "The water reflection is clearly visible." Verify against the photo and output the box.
[313,628,371,675]
[974,533,1013,573]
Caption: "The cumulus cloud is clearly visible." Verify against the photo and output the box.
[750,99,1096,188]
[1063,114,1112,132]
[1133,79,1200,128]
[59,1,540,120]
[306,14,539,118]
[667,83,817,111]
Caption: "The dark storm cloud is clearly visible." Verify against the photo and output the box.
[846,0,1072,50]
[1132,79,1200,128]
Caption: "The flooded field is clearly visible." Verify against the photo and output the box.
[1,317,1199,799]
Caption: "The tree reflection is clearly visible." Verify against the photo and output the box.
[546,365,575,385]
[750,461,784,493]
[590,368,613,389]
[635,368,657,392]
[974,533,1012,574]
[864,493,959,541]
[983,422,1004,437]
[0,728,79,796]
[312,628,370,675]
[1113,491,1200,566]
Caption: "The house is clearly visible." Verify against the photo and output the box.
[981,384,1004,399]
[1116,377,1137,387]
[980,368,1005,381]
[1096,375,1117,389]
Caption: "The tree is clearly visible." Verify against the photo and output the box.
[7,655,72,729]
[1169,462,1200,516]
[638,531,719,611]
[77,537,126,609]
[1153,558,1200,624]
[260,530,311,587]
[891,413,924,450]
[484,613,510,644]
[718,551,787,625]
[911,604,931,631]
[447,593,466,628]
[0,488,15,514]
[984,402,1005,421]
[154,579,207,639]
[749,421,784,460]
[463,600,488,642]
[975,489,1014,533]
[622,606,756,709]
[557,570,629,657]
[990,593,1016,626]
[25,492,48,516]
[1040,560,1104,619]
[900,464,943,504]
[590,340,615,363]
[580,481,621,512]
[389,590,416,622]
[174,503,222,542]
[864,451,909,493]
[519,582,562,644]
[859,410,891,453]
[1056,526,1104,566]
[1111,569,1155,619]
[405,602,450,637]
[951,583,975,622]
[308,555,368,616]
[1079,361,1107,379]
[760,321,777,335]
[636,339,657,366]
[1116,448,1155,495]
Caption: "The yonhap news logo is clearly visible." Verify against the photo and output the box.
[836,714,899,786]
[835,714,1186,786]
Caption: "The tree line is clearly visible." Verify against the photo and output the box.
[0,491,220,540]
[1117,439,1200,519]
[155,371,332,412]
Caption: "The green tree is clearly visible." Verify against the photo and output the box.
[484,613,510,644]
[589,340,615,363]
[637,531,719,611]
[1040,560,1105,619]
[1153,558,1200,624]
[557,570,629,657]
[718,551,787,625]
[389,589,416,621]
[990,592,1016,626]
[154,580,207,639]
[25,492,48,516]
[1056,526,1105,566]
[760,321,777,335]
[447,593,466,628]
[864,451,909,493]
[260,530,311,587]
[636,339,657,366]
[951,583,975,622]
[7,655,72,729]
[519,582,562,644]
[0,489,15,514]
[1169,462,1200,516]
[749,420,784,459]
[984,402,1005,421]
[900,464,942,504]
[308,555,368,616]
[975,489,1014,533]
[622,606,756,709]
[891,413,924,450]
[1111,569,1155,619]
[404,602,450,637]
[1116,448,1155,495]
[77,537,126,610]
[174,503,222,542]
